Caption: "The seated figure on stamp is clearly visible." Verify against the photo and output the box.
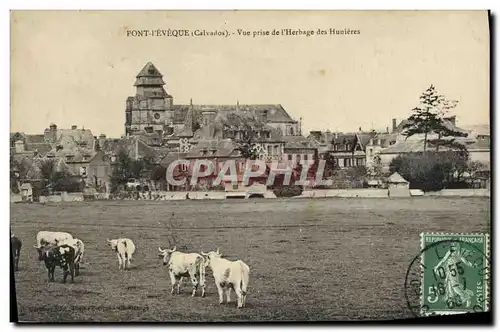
[433,242,475,308]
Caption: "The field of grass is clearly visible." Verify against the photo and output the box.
[10,197,490,322]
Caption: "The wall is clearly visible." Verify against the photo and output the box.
[425,189,490,197]
[297,189,388,198]
[11,194,22,203]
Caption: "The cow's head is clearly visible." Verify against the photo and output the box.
[158,246,176,266]
[34,245,51,261]
[200,248,222,268]
[106,238,118,251]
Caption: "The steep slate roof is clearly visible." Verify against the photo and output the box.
[464,124,490,137]
[134,62,166,87]
[45,147,96,163]
[387,172,408,184]
[282,135,317,150]
[172,104,296,124]
[25,134,46,144]
[100,136,156,160]
[51,128,95,150]
[466,138,490,151]
[185,139,240,158]
[393,118,469,136]
[25,143,52,155]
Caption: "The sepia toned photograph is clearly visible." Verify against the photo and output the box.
[9,10,491,323]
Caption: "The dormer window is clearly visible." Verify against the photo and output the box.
[82,154,91,162]
[66,155,74,162]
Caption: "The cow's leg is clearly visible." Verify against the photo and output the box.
[216,283,224,304]
[47,267,52,281]
[75,262,80,277]
[177,277,183,294]
[235,284,244,308]
[116,253,123,270]
[69,262,75,283]
[15,252,19,271]
[127,254,132,270]
[226,287,232,303]
[124,252,129,270]
[63,266,69,284]
[169,271,177,294]
[190,274,199,297]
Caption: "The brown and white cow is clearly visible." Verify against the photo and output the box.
[158,246,206,297]
[107,238,136,270]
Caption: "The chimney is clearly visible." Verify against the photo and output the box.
[98,134,107,150]
[445,115,456,126]
[392,119,397,132]
[14,140,24,153]
[260,109,268,123]
[358,126,362,132]
[48,123,58,143]
[386,126,389,133]
[71,125,77,130]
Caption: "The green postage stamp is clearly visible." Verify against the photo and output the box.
[420,233,490,316]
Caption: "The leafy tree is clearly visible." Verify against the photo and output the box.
[403,85,468,152]
[236,127,259,160]
[109,150,156,192]
[389,151,470,192]
[38,159,81,193]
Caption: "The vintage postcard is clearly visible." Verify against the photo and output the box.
[10,10,491,323]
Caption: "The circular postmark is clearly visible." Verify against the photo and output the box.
[404,236,490,317]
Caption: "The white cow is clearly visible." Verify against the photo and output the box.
[34,231,73,249]
[158,246,206,297]
[201,248,250,308]
[59,238,85,276]
[107,238,136,270]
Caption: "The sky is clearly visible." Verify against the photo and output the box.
[10,10,490,138]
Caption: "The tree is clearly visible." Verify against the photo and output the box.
[403,85,468,152]
[236,127,259,160]
[109,150,156,193]
[38,159,81,193]
[389,151,470,192]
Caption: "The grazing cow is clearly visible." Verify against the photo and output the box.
[11,234,22,271]
[59,238,85,276]
[158,246,206,297]
[107,238,136,270]
[201,249,250,308]
[34,231,73,249]
[39,244,76,283]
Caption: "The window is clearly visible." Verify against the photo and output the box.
[267,145,272,154]
[296,154,301,161]
[290,127,295,135]
[369,148,373,154]
[304,155,308,161]
[288,155,292,161]
[334,144,339,151]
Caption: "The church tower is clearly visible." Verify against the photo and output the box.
[125,62,174,137]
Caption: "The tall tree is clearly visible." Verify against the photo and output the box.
[403,85,467,152]
[236,126,259,160]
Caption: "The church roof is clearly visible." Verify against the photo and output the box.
[172,104,296,124]
[134,62,166,86]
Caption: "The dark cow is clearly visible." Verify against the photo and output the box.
[37,245,76,283]
[11,234,22,271]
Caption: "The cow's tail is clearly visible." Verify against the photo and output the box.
[197,256,206,287]
[240,261,249,296]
